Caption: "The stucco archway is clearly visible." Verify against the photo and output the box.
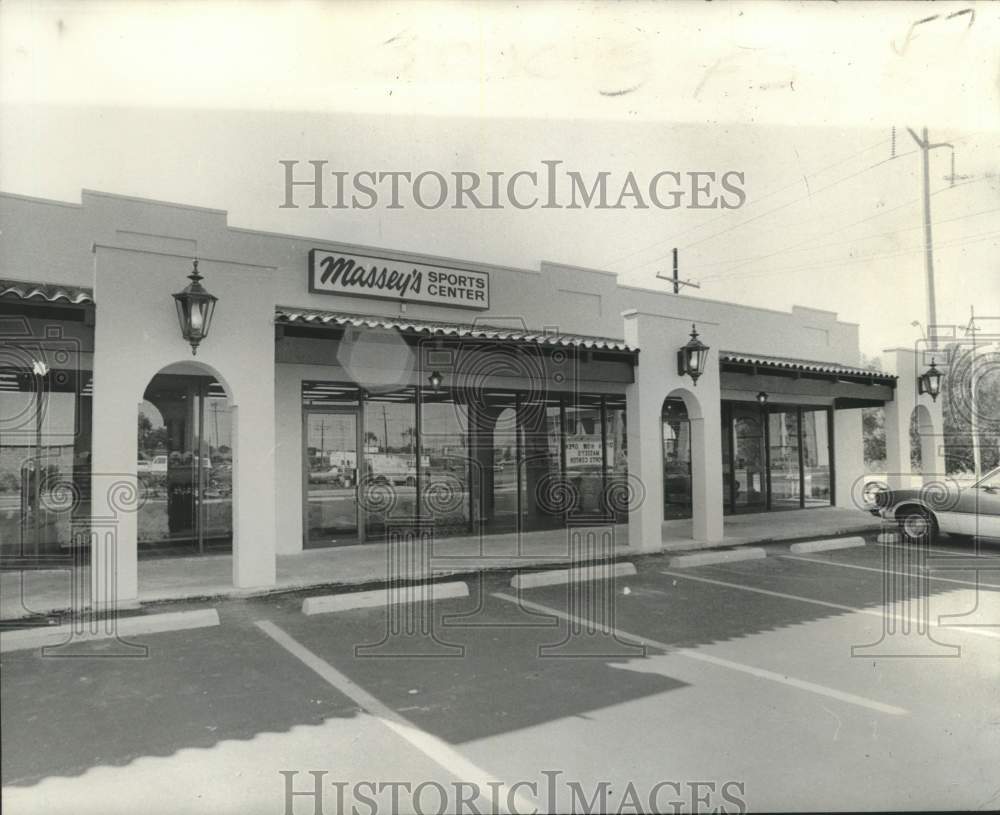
[662,387,720,541]
[136,360,236,583]
[910,403,940,482]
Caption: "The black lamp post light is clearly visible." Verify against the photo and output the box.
[756,391,768,406]
[918,358,942,402]
[427,370,443,393]
[677,323,710,385]
[173,260,218,356]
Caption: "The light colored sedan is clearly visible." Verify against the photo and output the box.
[871,466,1000,543]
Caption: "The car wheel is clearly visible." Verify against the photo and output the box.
[898,506,938,543]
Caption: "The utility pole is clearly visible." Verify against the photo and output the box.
[656,248,701,294]
[967,306,981,480]
[906,127,954,350]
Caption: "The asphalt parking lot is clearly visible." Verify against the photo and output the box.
[3,533,999,814]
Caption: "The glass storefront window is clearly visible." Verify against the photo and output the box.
[305,410,359,546]
[420,390,471,535]
[519,396,563,532]
[564,395,605,518]
[300,381,631,545]
[723,402,833,513]
[732,410,767,511]
[768,410,801,509]
[362,388,418,539]
[604,396,628,524]
[1,381,88,562]
[802,409,832,506]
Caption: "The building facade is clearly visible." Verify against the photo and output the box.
[0,189,942,606]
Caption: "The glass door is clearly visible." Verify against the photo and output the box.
[731,407,767,512]
[304,409,360,546]
[767,409,802,509]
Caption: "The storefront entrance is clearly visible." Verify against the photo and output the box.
[137,372,232,556]
[721,401,833,513]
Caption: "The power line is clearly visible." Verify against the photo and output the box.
[680,202,1000,275]
[599,136,892,269]
[660,174,988,277]
[677,149,921,253]
[700,227,1000,284]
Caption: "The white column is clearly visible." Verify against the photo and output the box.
[232,398,278,589]
[691,398,724,543]
[88,362,140,608]
[274,363,304,554]
[624,315,663,553]
[623,311,724,549]
[834,409,864,509]
[883,348,945,489]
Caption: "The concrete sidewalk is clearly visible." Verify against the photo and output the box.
[1,508,879,621]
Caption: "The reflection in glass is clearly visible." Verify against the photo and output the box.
[564,395,605,517]
[604,396,628,523]
[768,410,801,509]
[363,389,418,539]
[732,411,766,510]
[662,398,692,520]
[802,409,831,506]
[137,374,232,555]
[420,391,471,535]
[520,397,563,532]
[0,382,86,561]
[305,411,358,545]
[470,392,520,534]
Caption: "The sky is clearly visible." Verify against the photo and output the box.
[1,0,998,358]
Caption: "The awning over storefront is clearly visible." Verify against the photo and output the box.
[0,279,95,305]
[719,350,896,407]
[720,350,896,385]
[275,307,636,355]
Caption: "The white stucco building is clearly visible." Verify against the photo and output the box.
[0,189,943,608]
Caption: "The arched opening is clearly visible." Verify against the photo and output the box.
[137,363,233,556]
[910,404,937,481]
[662,397,693,519]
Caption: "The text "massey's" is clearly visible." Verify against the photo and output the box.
[309,250,490,309]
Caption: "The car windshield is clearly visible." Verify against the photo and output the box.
[975,468,1000,490]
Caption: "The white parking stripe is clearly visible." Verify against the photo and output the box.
[781,553,1000,590]
[255,620,533,814]
[659,570,1000,641]
[492,592,907,716]
[877,539,1000,560]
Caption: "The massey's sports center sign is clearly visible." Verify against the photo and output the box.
[309,249,490,309]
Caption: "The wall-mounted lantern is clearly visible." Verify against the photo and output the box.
[173,260,218,356]
[677,324,710,385]
[917,358,942,402]
[427,370,443,393]
[756,391,768,406]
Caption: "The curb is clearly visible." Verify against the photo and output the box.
[668,548,767,569]
[789,536,866,554]
[302,581,469,615]
[0,608,220,653]
[510,562,637,589]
